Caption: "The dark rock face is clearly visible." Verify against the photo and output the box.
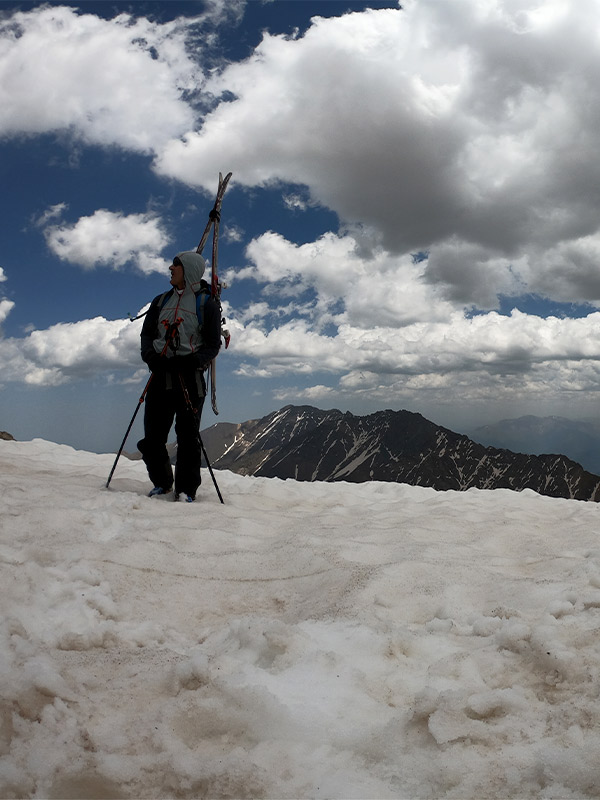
[201,406,600,501]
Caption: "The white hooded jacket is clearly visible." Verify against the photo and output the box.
[140,251,221,370]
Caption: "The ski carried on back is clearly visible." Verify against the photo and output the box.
[196,171,232,268]
[197,171,232,415]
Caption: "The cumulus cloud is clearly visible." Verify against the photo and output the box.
[221,224,245,244]
[2,241,600,418]
[8,1,600,307]
[0,299,15,325]
[33,203,68,228]
[229,302,600,417]
[233,230,455,328]
[0,268,14,329]
[201,0,247,28]
[5,1,600,308]
[231,307,600,379]
[218,224,600,415]
[44,209,171,274]
[0,315,142,386]
[155,0,600,309]
[0,5,198,151]
[283,194,310,213]
[4,294,600,412]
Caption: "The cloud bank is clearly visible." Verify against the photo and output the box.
[3,224,597,416]
[223,229,600,413]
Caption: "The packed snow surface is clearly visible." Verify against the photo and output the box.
[2,439,600,799]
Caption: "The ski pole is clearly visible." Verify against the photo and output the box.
[105,323,181,489]
[177,372,225,504]
[105,374,153,488]
[200,433,224,505]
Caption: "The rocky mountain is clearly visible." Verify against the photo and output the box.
[468,415,600,475]
[201,405,600,501]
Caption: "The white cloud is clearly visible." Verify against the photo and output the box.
[283,194,309,212]
[3,0,600,423]
[1,272,600,422]
[6,0,600,312]
[0,314,142,386]
[154,0,600,308]
[44,209,171,274]
[231,308,600,379]
[0,266,14,332]
[0,299,15,324]
[201,0,247,27]
[0,6,198,151]
[221,224,245,244]
[229,305,600,421]
[219,225,600,414]
[33,203,68,228]
[236,231,457,327]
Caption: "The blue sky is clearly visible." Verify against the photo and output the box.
[3,0,600,453]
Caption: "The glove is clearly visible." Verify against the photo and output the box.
[193,353,210,371]
[147,353,166,373]
[170,354,196,373]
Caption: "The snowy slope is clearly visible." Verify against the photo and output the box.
[2,439,600,799]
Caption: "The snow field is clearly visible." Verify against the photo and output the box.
[1,439,600,798]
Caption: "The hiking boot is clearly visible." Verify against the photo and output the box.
[148,486,172,497]
[174,492,195,503]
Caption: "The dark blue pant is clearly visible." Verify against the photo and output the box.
[138,371,205,497]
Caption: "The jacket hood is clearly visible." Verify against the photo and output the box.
[176,251,206,293]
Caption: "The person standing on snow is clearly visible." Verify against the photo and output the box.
[137,251,221,502]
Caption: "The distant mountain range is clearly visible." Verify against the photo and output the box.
[467,415,600,475]
[201,405,600,501]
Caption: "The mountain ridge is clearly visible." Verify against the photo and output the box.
[468,414,600,474]
[201,405,600,501]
